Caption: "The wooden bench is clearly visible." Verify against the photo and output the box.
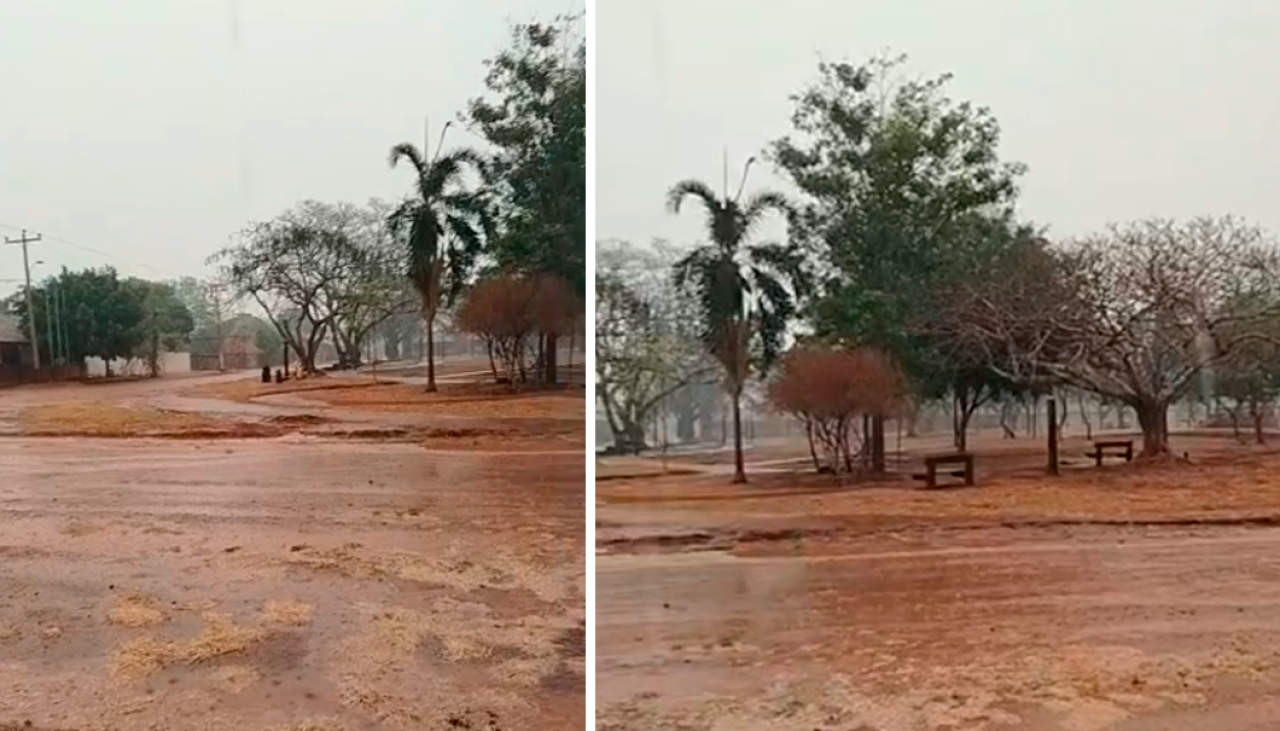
[912,452,975,489]
[1086,439,1134,466]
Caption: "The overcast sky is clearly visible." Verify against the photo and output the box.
[597,0,1280,253]
[0,0,580,300]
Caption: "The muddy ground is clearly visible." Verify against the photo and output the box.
[0,363,585,731]
[597,431,1280,731]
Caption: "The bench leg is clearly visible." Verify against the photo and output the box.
[926,464,936,489]
[964,460,974,486]
[1095,452,1103,467]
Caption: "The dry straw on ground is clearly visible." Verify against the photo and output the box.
[110,612,267,678]
[287,544,576,605]
[108,594,166,628]
[334,600,544,726]
[24,403,214,435]
[262,599,313,626]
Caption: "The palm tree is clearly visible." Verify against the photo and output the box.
[668,163,807,483]
[388,142,489,391]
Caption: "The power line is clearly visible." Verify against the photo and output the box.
[0,219,159,276]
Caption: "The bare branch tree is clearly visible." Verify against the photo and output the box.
[944,215,1280,457]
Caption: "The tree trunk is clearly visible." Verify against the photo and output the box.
[1253,401,1267,445]
[486,340,498,382]
[1135,399,1170,457]
[425,313,437,392]
[861,413,872,469]
[149,327,160,378]
[545,333,558,385]
[999,401,1016,439]
[616,420,647,455]
[1078,393,1093,440]
[953,394,973,452]
[871,414,886,472]
[731,383,746,484]
[1047,398,1059,476]
[804,419,820,471]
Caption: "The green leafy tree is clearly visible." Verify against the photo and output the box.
[771,53,1028,457]
[465,16,585,384]
[388,145,489,390]
[667,175,808,483]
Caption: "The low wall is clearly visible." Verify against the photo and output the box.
[83,352,192,378]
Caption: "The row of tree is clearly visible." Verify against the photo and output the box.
[599,52,1280,482]
[6,268,194,376]
[213,17,585,389]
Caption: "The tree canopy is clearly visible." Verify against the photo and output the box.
[465,17,586,298]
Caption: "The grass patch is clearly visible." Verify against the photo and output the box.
[307,381,584,419]
[20,403,278,438]
[598,451,1280,526]
[419,425,585,452]
[181,374,367,404]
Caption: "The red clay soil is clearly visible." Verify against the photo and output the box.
[0,439,585,731]
[597,434,1280,731]
[0,371,586,730]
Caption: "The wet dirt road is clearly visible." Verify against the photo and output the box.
[0,436,584,730]
[598,523,1280,730]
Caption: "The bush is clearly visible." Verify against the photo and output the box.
[456,273,578,386]
[768,345,904,476]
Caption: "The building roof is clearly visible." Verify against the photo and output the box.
[0,315,29,344]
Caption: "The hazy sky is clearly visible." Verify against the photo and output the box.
[0,0,580,299]
[597,0,1280,252]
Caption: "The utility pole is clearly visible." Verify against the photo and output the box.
[5,230,42,370]
[206,282,226,371]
